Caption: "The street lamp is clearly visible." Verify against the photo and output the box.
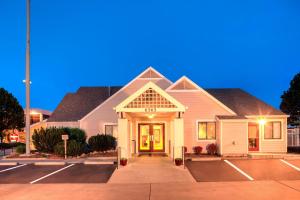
[25,0,31,155]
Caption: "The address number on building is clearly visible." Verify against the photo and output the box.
[145,108,156,112]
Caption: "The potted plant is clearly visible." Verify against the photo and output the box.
[120,158,127,166]
[175,158,183,166]
[193,146,203,155]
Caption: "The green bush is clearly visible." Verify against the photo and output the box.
[0,142,25,149]
[16,144,26,154]
[64,128,87,144]
[32,127,87,153]
[32,127,64,153]
[88,134,116,152]
[54,140,83,157]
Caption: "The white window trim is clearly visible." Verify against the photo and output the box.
[103,123,118,135]
[195,119,217,142]
[262,120,284,142]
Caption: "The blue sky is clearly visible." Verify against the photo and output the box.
[0,0,299,111]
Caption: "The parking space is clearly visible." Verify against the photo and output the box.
[38,164,116,183]
[186,160,248,182]
[0,163,116,184]
[186,159,300,182]
[0,164,64,184]
[230,159,300,180]
[284,159,300,169]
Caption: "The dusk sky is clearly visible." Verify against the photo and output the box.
[0,0,299,111]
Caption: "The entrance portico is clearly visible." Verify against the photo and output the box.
[115,82,186,160]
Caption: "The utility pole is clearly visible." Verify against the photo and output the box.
[25,0,31,155]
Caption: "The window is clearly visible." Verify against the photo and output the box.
[264,122,281,139]
[198,122,216,140]
[105,125,118,137]
[30,114,40,125]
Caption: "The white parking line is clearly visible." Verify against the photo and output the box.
[224,160,254,181]
[0,164,27,173]
[30,164,75,184]
[280,159,300,172]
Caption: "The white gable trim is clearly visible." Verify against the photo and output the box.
[115,81,186,112]
[166,76,202,91]
[137,66,173,84]
[167,76,237,115]
[80,66,172,121]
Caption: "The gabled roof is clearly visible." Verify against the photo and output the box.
[205,88,285,116]
[115,82,186,112]
[167,76,237,115]
[166,76,201,91]
[137,66,172,83]
[47,86,121,122]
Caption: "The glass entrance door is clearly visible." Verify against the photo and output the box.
[138,123,164,152]
[248,123,259,151]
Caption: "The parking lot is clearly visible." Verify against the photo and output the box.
[0,163,116,184]
[186,159,300,182]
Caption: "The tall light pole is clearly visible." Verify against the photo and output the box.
[25,0,31,155]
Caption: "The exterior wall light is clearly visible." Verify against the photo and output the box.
[259,118,266,125]
[148,114,155,119]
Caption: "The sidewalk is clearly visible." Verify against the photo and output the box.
[108,156,195,183]
[0,181,299,200]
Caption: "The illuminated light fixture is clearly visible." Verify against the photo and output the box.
[258,118,266,125]
[148,114,155,119]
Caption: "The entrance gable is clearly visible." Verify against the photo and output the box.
[115,82,186,112]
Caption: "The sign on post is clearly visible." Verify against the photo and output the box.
[61,134,69,159]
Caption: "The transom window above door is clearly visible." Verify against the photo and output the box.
[198,121,216,140]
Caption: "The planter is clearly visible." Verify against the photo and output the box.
[120,159,127,166]
[175,158,183,166]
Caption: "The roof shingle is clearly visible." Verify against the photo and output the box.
[47,86,122,122]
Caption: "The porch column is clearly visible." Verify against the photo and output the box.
[173,118,184,159]
[118,118,129,159]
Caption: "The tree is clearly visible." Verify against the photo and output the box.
[0,88,24,142]
[280,72,300,126]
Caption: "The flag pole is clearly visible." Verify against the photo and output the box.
[25,0,31,155]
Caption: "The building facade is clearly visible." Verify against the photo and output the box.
[47,67,288,159]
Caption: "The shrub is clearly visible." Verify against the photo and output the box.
[54,140,83,157]
[64,128,87,144]
[88,134,116,152]
[32,127,65,153]
[16,144,26,154]
[32,127,87,153]
[206,143,217,155]
[193,146,203,155]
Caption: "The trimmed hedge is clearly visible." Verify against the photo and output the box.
[88,134,116,152]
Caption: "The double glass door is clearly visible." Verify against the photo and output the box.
[138,124,164,152]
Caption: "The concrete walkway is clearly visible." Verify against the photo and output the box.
[1,181,300,200]
[108,156,195,183]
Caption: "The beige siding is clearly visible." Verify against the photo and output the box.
[47,121,79,128]
[168,91,233,153]
[260,118,287,153]
[222,121,248,155]
[80,78,171,137]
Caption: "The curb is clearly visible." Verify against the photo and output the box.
[191,157,221,161]
[0,162,18,166]
[87,157,117,160]
[84,161,114,165]
[34,162,66,166]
